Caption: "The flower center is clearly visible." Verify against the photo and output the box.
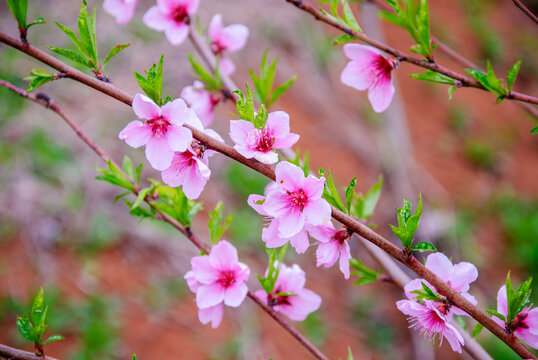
[507,311,529,333]
[332,228,351,244]
[209,41,226,55]
[146,116,171,137]
[247,129,275,153]
[435,301,451,316]
[218,270,236,288]
[171,5,188,23]
[287,189,308,211]
[373,56,397,79]
[267,287,291,307]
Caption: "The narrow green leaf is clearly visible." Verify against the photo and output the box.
[448,85,457,100]
[342,1,362,32]
[269,76,297,107]
[320,168,346,212]
[16,315,35,342]
[43,334,64,345]
[487,310,506,322]
[27,17,46,28]
[332,34,356,45]
[345,177,357,215]
[354,175,383,220]
[377,11,404,27]
[103,43,131,65]
[132,188,151,210]
[121,156,135,181]
[48,46,90,68]
[135,163,143,187]
[472,323,484,338]
[506,60,521,92]
[411,241,437,252]
[30,288,45,327]
[7,0,27,28]
[531,126,538,134]
[409,70,455,85]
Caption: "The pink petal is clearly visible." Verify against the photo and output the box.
[444,323,464,353]
[302,175,325,199]
[132,93,160,120]
[278,208,305,238]
[274,161,305,193]
[165,22,189,46]
[119,120,152,148]
[316,241,340,268]
[496,285,508,316]
[341,60,376,91]
[367,74,395,113]
[198,303,223,328]
[184,270,199,293]
[254,151,279,164]
[208,14,223,41]
[266,111,290,139]
[283,289,321,321]
[526,308,538,335]
[224,282,248,307]
[104,0,137,25]
[181,160,208,200]
[194,156,211,177]
[191,255,219,284]
[161,98,189,126]
[273,133,299,149]
[276,264,306,292]
[255,289,268,304]
[289,228,310,254]
[247,194,268,216]
[262,220,290,248]
[183,0,199,13]
[263,191,291,218]
[218,57,235,76]
[209,240,238,269]
[229,120,255,146]
[196,283,225,309]
[157,0,181,12]
[181,85,213,127]
[425,253,453,283]
[449,262,478,293]
[396,299,428,317]
[303,198,331,226]
[338,241,351,279]
[343,43,383,61]
[165,125,191,152]
[308,223,336,243]
[143,6,170,31]
[220,24,249,52]
[451,293,478,316]
[145,136,174,170]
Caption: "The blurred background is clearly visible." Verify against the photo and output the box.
[0,0,537,359]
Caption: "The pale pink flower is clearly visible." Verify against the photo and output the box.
[492,285,538,348]
[309,223,352,279]
[340,44,397,113]
[255,263,321,321]
[103,0,138,25]
[143,0,199,45]
[230,111,299,164]
[208,14,249,75]
[397,299,465,353]
[119,94,196,170]
[262,162,331,238]
[184,270,224,328]
[189,240,250,311]
[161,119,224,200]
[180,80,217,127]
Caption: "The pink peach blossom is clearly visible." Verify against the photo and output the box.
[103,0,138,25]
[119,94,196,170]
[143,0,199,45]
[397,299,464,353]
[262,162,331,238]
[255,263,321,321]
[185,270,224,328]
[208,14,249,75]
[340,44,397,113]
[492,285,538,348]
[309,223,352,279]
[180,80,217,127]
[230,111,299,164]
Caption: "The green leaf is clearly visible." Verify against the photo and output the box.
[347,347,354,360]
[121,156,135,181]
[103,43,131,65]
[16,314,35,342]
[135,163,143,187]
[487,309,506,322]
[320,168,346,212]
[188,53,222,91]
[531,126,538,134]
[465,61,508,97]
[27,17,46,28]
[134,55,164,105]
[270,76,297,107]
[411,281,443,301]
[342,1,362,32]
[349,258,380,286]
[411,241,437,252]
[77,1,97,62]
[132,187,151,210]
[43,334,64,345]
[30,288,45,328]
[6,0,27,28]
[208,202,234,244]
[48,47,90,68]
[391,194,423,250]
[353,175,383,220]
[472,323,484,339]
[345,177,357,215]
[378,11,404,27]
[332,34,356,45]
[448,85,457,100]
[113,190,131,203]
[55,22,87,56]
[409,70,455,85]
[506,60,521,92]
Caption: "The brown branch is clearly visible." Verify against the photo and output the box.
[0,80,328,360]
[1,34,534,359]
[0,344,58,360]
[283,0,538,107]
[512,0,538,24]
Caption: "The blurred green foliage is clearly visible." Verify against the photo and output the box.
[461,0,504,62]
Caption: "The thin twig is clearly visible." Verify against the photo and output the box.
[0,34,534,359]
[0,80,328,360]
[512,0,538,24]
[0,343,58,360]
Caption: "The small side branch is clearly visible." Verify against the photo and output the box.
[0,343,59,360]
[512,0,538,24]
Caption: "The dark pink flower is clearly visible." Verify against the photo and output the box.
[103,0,138,25]
[492,285,538,349]
[208,14,249,75]
[262,162,331,238]
[396,299,464,353]
[190,240,250,310]
[230,111,299,164]
[119,94,195,170]
[255,263,321,321]
[143,0,199,45]
[309,223,352,279]
[180,80,217,127]
[340,44,397,113]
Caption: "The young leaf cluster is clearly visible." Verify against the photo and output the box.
[233,84,269,129]
[349,258,382,286]
[150,182,203,227]
[208,201,234,244]
[390,195,436,253]
[188,53,223,91]
[410,281,444,302]
[249,50,297,108]
[16,289,64,352]
[6,0,46,41]
[134,55,168,106]
[50,1,130,77]
[258,245,288,294]
[505,272,532,324]
[465,60,521,103]
[319,168,346,213]
[380,0,434,59]
[319,0,362,44]
[350,175,383,221]
[24,69,65,92]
